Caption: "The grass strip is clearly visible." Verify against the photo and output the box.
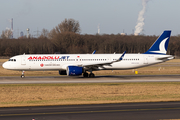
[1,82,180,107]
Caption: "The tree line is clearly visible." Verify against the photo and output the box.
[0,18,180,57]
[0,33,180,57]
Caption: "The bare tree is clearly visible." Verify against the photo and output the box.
[53,18,81,34]
[48,18,81,50]
[1,29,12,39]
[59,18,80,33]
[48,18,81,39]
[4,47,13,56]
[39,28,49,38]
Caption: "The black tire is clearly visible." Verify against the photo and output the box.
[83,72,88,77]
[21,75,25,78]
[89,73,95,78]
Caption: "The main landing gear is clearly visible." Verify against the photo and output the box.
[83,72,95,78]
[21,71,25,78]
[89,73,95,78]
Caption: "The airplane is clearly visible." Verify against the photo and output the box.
[2,30,174,78]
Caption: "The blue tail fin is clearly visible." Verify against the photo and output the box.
[144,30,171,55]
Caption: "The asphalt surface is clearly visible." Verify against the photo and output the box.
[0,74,180,84]
[0,102,180,120]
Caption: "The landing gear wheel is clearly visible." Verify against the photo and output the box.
[21,75,25,78]
[89,73,95,78]
[83,72,88,77]
[21,70,25,78]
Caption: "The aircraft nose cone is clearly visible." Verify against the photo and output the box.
[2,62,9,69]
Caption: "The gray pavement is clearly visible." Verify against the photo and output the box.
[0,74,180,84]
[0,102,180,120]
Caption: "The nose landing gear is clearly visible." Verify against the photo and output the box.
[21,71,25,78]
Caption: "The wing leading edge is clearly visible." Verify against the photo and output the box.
[79,51,126,69]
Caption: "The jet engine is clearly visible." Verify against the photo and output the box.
[67,66,83,76]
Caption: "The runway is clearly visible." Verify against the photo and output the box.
[0,74,180,84]
[0,102,180,120]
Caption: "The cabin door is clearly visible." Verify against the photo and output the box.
[144,56,148,64]
[21,56,26,65]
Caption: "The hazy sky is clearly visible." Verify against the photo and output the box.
[0,0,180,38]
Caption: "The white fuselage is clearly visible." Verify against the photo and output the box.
[2,53,173,71]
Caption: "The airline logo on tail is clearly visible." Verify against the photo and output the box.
[149,37,169,54]
[144,30,171,55]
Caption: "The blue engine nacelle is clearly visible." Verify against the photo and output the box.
[67,66,83,76]
[59,70,67,75]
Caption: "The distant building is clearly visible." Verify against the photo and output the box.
[20,31,24,37]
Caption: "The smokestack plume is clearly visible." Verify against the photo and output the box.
[134,0,150,35]
[11,18,13,38]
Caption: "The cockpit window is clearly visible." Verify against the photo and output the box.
[8,59,16,62]
[8,59,13,61]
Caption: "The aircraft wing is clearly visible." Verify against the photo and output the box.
[78,51,126,69]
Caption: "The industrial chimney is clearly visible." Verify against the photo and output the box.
[27,28,30,38]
